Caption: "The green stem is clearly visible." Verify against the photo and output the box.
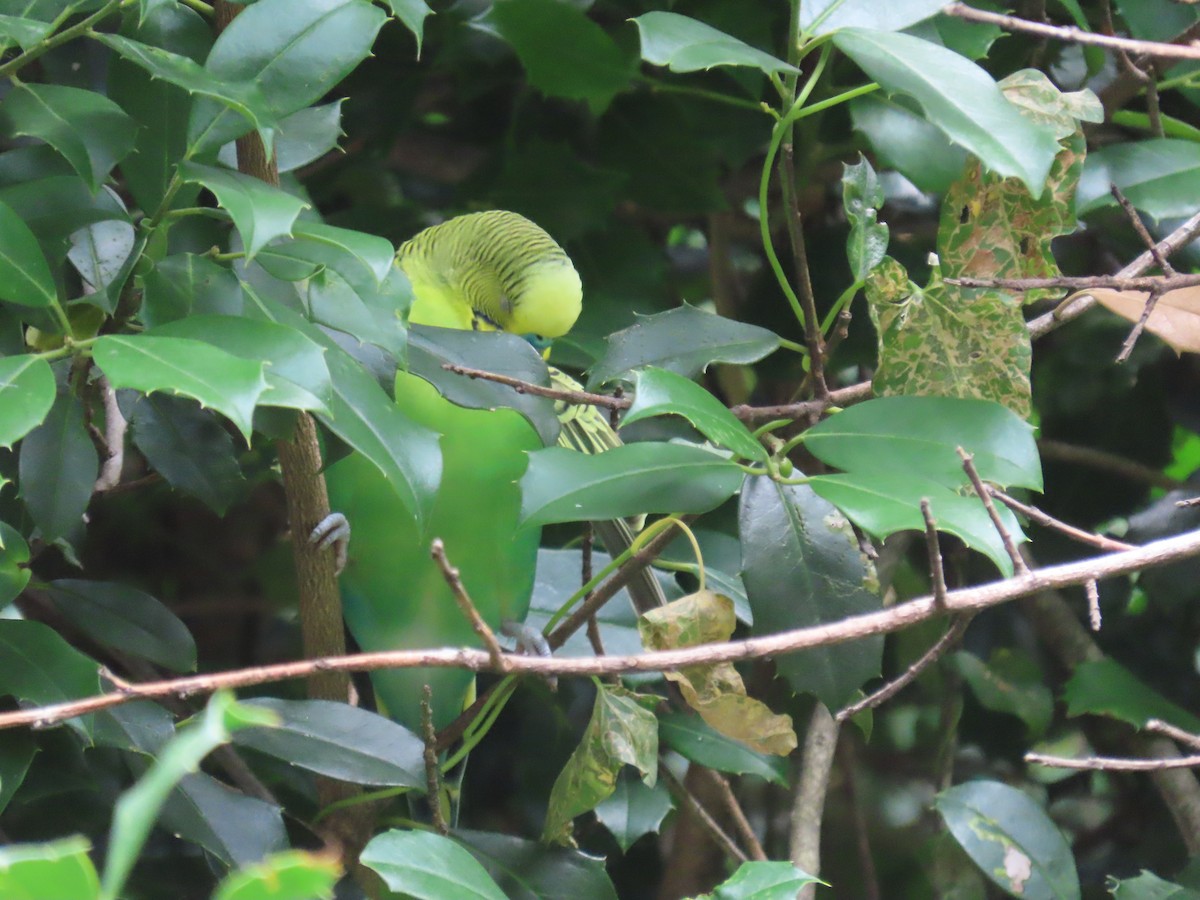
[0,0,133,79]
[751,418,793,439]
[777,337,808,354]
[820,279,863,335]
[634,75,770,115]
[442,679,518,771]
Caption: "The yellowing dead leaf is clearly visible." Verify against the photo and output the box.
[1085,286,1200,354]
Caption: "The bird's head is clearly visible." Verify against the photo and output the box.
[505,259,582,339]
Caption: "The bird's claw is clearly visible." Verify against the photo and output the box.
[310,512,350,575]
[501,620,557,691]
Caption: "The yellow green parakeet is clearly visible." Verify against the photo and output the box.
[319,210,661,731]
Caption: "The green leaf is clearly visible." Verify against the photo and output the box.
[803,396,1042,491]
[0,729,37,816]
[213,850,341,900]
[150,314,334,415]
[842,153,889,281]
[543,685,658,845]
[594,771,673,852]
[235,699,426,787]
[18,387,98,543]
[93,33,277,157]
[624,367,766,462]
[0,197,58,308]
[46,580,196,673]
[588,305,780,388]
[455,828,620,899]
[0,83,136,192]
[519,443,743,526]
[381,0,433,57]
[305,267,409,364]
[488,0,633,116]
[291,220,394,286]
[800,0,945,36]
[408,325,559,446]
[1062,658,1200,733]
[808,471,1026,577]
[0,619,100,741]
[0,521,31,607]
[139,253,246,328]
[953,649,1053,738]
[632,11,797,75]
[93,334,269,443]
[935,780,1080,900]
[126,394,246,515]
[849,94,969,194]
[1108,871,1200,900]
[704,861,822,898]
[0,14,55,51]
[362,830,507,900]
[0,175,129,256]
[658,713,788,785]
[177,162,309,261]
[190,0,388,152]
[103,693,277,898]
[0,354,55,447]
[739,477,882,708]
[160,772,286,867]
[264,101,345,174]
[67,220,138,312]
[0,837,101,900]
[1077,138,1200,222]
[833,29,1060,193]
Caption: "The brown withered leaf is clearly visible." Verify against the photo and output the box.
[640,590,797,756]
[1086,287,1200,354]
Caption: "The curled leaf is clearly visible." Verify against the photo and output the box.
[1086,287,1200,355]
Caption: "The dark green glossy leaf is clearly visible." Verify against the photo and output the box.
[594,771,673,852]
[519,443,743,526]
[801,0,944,35]
[833,29,1060,193]
[632,11,796,74]
[935,780,1080,900]
[235,699,425,787]
[0,619,99,741]
[803,396,1042,490]
[177,162,309,260]
[67,220,137,314]
[0,83,136,192]
[1108,871,1200,900]
[362,830,507,899]
[219,102,344,174]
[1062,658,1200,733]
[588,305,780,388]
[161,772,287,868]
[46,579,196,673]
[381,0,433,56]
[0,176,128,258]
[708,861,822,898]
[850,94,968,194]
[1077,139,1200,222]
[126,394,245,515]
[139,253,246,328]
[408,325,559,446]
[0,197,58,308]
[0,14,54,51]
[0,522,31,608]
[455,828,620,900]
[658,713,788,785]
[489,0,633,116]
[212,850,342,900]
[18,387,97,543]
[624,367,766,462]
[93,334,269,442]
[739,477,882,708]
[305,266,409,363]
[953,649,1053,738]
[190,0,388,152]
[0,837,100,900]
[0,354,55,447]
[0,729,37,816]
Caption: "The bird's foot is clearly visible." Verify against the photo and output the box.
[501,620,557,691]
[309,512,350,575]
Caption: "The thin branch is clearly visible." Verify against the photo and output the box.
[660,761,748,864]
[1026,751,1200,771]
[779,144,829,401]
[1085,579,1102,631]
[7,526,1200,731]
[93,375,127,492]
[581,525,605,658]
[421,686,448,836]
[1038,439,1184,490]
[790,703,839,893]
[835,616,970,722]
[1028,210,1200,338]
[1146,719,1200,751]
[431,539,506,671]
[949,272,1200,291]
[730,380,874,424]
[988,487,1135,553]
[443,363,628,411]
[958,448,1029,574]
[700,769,767,861]
[1112,186,1175,276]
[1115,284,1166,363]
[920,499,949,609]
[943,2,1200,60]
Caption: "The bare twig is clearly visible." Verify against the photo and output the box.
[1112,186,1175,276]
[949,272,1200,291]
[920,499,949,609]
[581,525,605,657]
[943,2,1200,59]
[790,703,839,896]
[835,616,971,722]
[421,686,448,835]
[1115,284,1166,363]
[700,769,767,862]
[1146,719,1200,751]
[93,375,127,492]
[7,527,1200,731]
[988,487,1135,552]
[730,379,874,424]
[443,362,627,411]
[1026,751,1200,771]
[431,539,506,671]
[661,761,748,863]
[1085,579,1102,631]
[1038,439,1184,490]
[779,145,828,401]
[958,448,1029,574]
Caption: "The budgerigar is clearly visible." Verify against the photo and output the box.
[315,210,663,731]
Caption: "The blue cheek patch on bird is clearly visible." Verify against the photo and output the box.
[522,333,553,357]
